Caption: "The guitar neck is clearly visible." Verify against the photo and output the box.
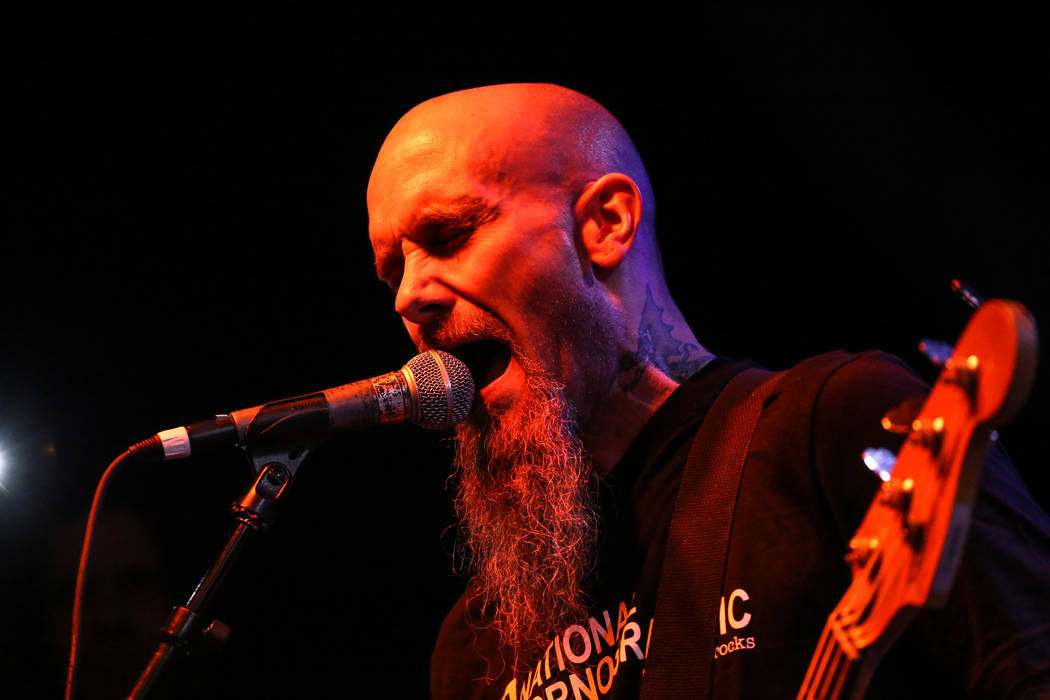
[798,618,861,700]
[797,607,916,700]
[798,532,923,699]
[796,300,1038,700]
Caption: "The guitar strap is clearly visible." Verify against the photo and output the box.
[641,365,784,699]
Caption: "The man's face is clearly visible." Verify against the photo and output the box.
[367,115,608,426]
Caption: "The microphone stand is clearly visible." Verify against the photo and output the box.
[127,431,316,699]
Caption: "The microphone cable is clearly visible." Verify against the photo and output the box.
[64,437,159,700]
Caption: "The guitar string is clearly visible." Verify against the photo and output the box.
[808,613,840,698]
[799,621,831,698]
[806,508,908,698]
[803,442,946,700]
[803,622,835,698]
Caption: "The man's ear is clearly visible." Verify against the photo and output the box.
[574,172,643,270]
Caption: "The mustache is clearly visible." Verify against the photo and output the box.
[418,307,516,351]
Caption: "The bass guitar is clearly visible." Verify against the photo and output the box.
[797,299,1038,699]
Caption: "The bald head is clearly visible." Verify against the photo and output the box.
[367,83,656,247]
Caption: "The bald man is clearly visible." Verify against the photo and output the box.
[367,84,1050,698]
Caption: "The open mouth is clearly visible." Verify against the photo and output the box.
[450,340,513,392]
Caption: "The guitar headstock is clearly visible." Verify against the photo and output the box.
[839,300,1038,649]
[798,300,1038,700]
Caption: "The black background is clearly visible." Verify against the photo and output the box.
[2,11,1047,698]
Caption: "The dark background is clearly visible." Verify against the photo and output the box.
[2,10,1047,698]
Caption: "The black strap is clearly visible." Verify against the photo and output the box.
[641,367,782,699]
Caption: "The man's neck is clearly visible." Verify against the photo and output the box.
[581,355,712,476]
[581,281,713,475]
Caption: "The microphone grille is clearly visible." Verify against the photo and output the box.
[404,350,475,429]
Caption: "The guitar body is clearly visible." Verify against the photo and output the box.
[797,300,1038,700]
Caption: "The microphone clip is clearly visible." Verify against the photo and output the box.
[233,419,317,528]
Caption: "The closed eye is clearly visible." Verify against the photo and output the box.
[374,195,498,289]
[428,225,473,255]
[415,195,499,255]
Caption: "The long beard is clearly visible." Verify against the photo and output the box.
[452,360,598,665]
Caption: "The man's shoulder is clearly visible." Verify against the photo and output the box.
[765,350,929,428]
[698,350,926,403]
[673,350,927,457]
[777,349,925,390]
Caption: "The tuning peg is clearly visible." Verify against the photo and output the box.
[880,396,926,434]
[911,416,946,453]
[862,447,897,482]
[879,476,915,513]
[951,279,984,309]
[846,535,880,568]
[918,339,954,367]
[944,353,980,399]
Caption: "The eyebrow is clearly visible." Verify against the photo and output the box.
[407,194,500,237]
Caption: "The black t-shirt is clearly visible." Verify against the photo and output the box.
[431,353,1050,699]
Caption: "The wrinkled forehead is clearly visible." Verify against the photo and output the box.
[366,126,450,211]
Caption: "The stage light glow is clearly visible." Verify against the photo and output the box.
[0,449,7,491]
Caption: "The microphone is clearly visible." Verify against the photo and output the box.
[129,350,475,461]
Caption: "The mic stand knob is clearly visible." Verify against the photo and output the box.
[201,619,233,654]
